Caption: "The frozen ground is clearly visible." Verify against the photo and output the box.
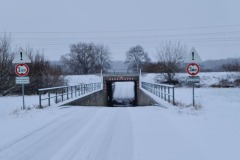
[0,74,240,160]
[142,72,240,87]
[65,74,102,86]
[0,95,39,117]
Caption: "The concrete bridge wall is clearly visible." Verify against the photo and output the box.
[137,89,157,106]
[67,90,106,106]
[66,89,157,106]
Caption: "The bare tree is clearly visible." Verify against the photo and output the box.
[26,48,66,94]
[0,34,16,96]
[125,45,151,71]
[0,34,13,69]
[156,41,186,84]
[61,42,112,74]
[61,42,96,74]
[94,44,112,72]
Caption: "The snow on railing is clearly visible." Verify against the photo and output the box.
[141,82,175,104]
[38,82,102,108]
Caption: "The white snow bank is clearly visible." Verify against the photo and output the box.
[133,87,240,160]
[0,95,39,117]
[65,74,102,86]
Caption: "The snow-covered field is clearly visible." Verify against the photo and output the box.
[65,74,102,86]
[142,72,240,87]
[0,73,240,160]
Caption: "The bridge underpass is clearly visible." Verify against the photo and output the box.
[66,75,157,107]
[112,82,135,106]
[38,73,175,108]
[104,76,138,107]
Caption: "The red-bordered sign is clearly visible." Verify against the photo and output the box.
[15,63,29,76]
[186,63,200,76]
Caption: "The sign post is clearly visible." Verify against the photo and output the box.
[22,84,25,110]
[186,63,200,106]
[12,48,31,110]
[185,48,201,106]
[15,64,30,110]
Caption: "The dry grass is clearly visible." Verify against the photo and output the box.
[174,100,203,110]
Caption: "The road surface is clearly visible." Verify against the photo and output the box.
[1,106,239,160]
[0,107,133,160]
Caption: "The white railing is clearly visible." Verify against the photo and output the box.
[141,82,175,104]
[38,82,101,108]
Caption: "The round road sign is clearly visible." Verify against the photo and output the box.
[15,63,29,76]
[186,63,200,76]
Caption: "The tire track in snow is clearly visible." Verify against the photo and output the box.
[49,108,114,160]
[49,107,134,160]
[0,108,76,152]
[0,107,101,160]
[0,107,134,160]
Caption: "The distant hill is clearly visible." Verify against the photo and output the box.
[201,58,240,71]
[50,58,240,72]
[49,60,130,73]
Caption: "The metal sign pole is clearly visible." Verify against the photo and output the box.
[22,84,25,110]
[193,83,195,106]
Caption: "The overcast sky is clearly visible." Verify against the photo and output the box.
[1,0,240,61]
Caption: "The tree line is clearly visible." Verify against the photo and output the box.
[0,35,185,96]
[1,33,240,95]
[61,41,187,84]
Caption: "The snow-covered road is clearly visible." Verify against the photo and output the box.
[0,107,133,160]
[1,105,240,160]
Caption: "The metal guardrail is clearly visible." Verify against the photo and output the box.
[141,82,175,104]
[38,82,101,108]
[102,69,140,76]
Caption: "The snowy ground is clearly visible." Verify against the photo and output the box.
[141,72,240,87]
[65,74,102,86]
[113,82,135,99]
[0,74,240,160]
[0,95,39,117]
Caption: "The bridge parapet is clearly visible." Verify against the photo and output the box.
[38,82,102,108]
[102,69,139,76]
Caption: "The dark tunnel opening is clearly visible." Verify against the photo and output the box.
[106,81,138,107]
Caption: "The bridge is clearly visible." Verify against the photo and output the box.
[38,70,175,108]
